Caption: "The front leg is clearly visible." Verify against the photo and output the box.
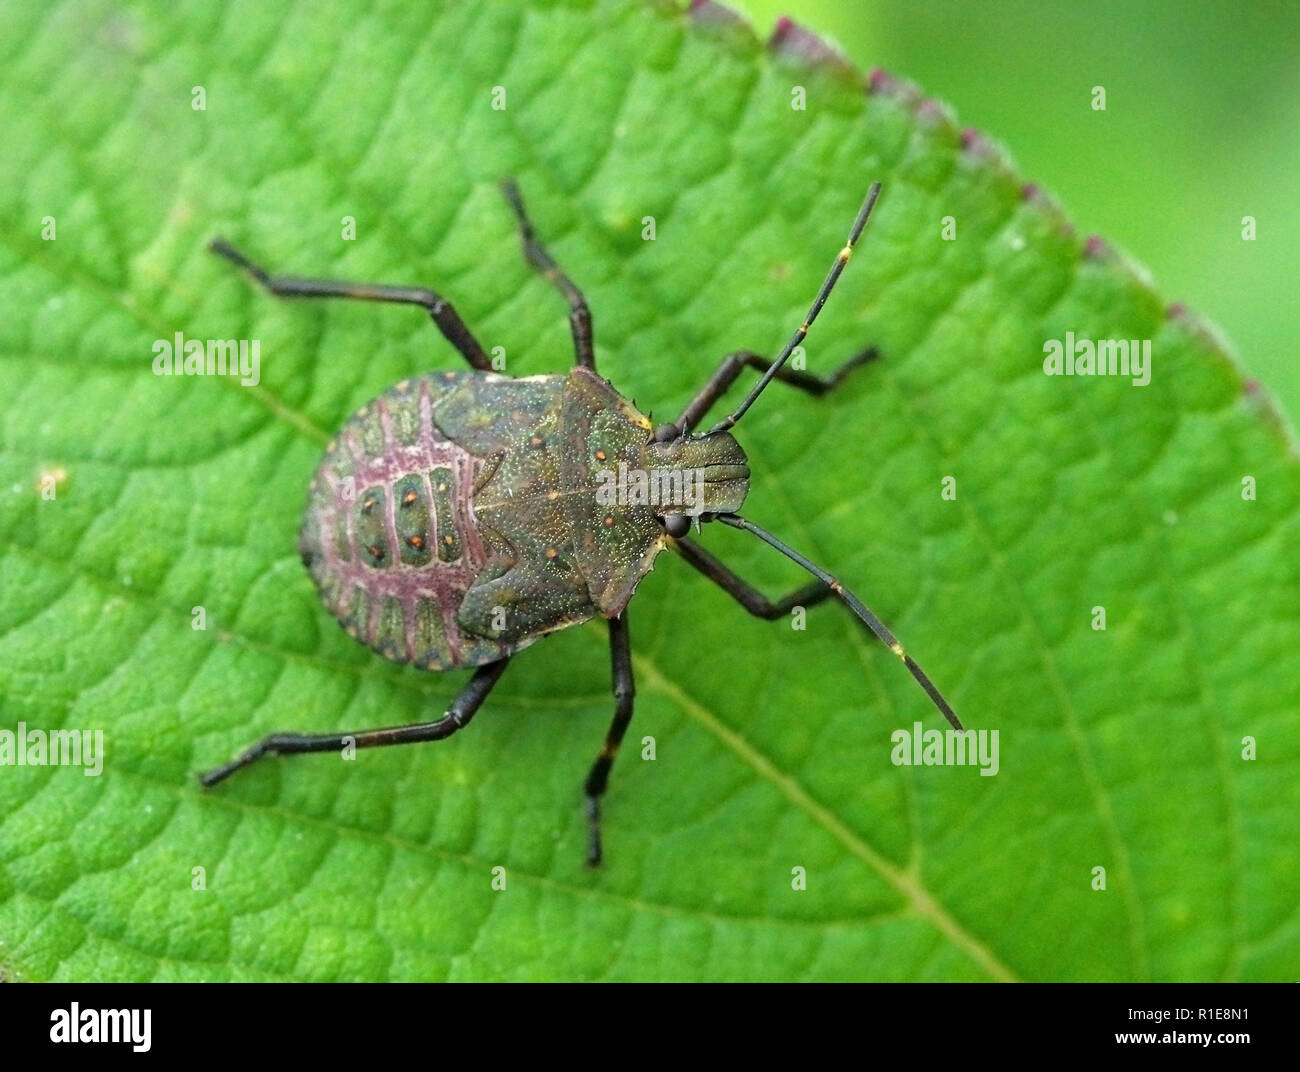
[673,347,876,434]
[670,536,833,618]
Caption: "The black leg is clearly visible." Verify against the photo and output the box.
[703,181,882,435]
[499,179,595,370]
[198,658,511,787]
[208,238,493,371]
[670,536,833,618]
[583,614,635,867]
[674,347,876,433]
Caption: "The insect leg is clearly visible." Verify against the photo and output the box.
[669,535,833,618]
[582,614,635,867]
[198,658,511,788]
[674,347,876,433]
[705,181,882,434]
[499,179,595,370]
[207,238,493,371]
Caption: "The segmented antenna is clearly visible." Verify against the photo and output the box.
[705,181,882,435]
[717,513,963,731]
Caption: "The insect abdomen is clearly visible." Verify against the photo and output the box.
[299,373,511,669]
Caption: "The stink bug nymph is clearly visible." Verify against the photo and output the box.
[200,180,962,866]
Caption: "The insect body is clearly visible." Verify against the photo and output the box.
[297,368,748,670]
[201,180,962,866]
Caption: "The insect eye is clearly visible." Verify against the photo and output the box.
[660,514,690,538]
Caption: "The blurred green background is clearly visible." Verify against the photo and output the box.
[730,0,1300,427]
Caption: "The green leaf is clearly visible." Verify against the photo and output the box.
[1,0,1296,982]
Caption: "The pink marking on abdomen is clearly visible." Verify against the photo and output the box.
[313,377,489,666]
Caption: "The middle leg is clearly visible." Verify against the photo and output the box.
[500,179,595,370]
[583,613,635,867]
